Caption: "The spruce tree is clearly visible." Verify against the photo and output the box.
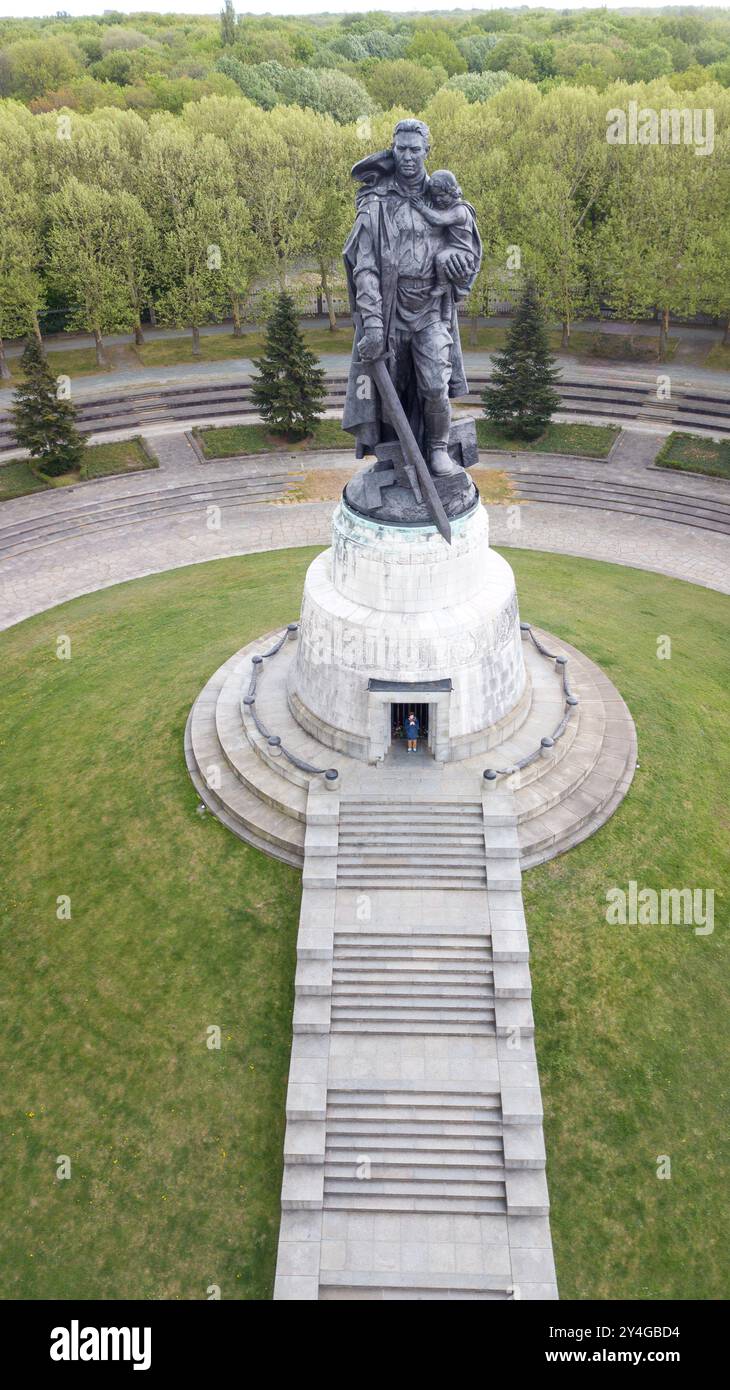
[251,292,326,441]
[482,278,561,441]
[11,337,85,477]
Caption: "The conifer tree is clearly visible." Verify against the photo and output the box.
[251,292,326,439]
[482,278,561,440]
[10,336,85,476]
[220,0,237,47]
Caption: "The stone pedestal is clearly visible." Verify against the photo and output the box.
[288,496,527,763]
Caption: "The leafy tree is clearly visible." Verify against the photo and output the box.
[363,58,444,110]
[113,191,157,345]
[0,104,45,372]
[299,115,359,329]
[215,56,277,108]
[145,119,232,355]
[591,130,715,359]
[251,291,325,439]
[3,38,80,103]
[445,71,514,103]
[457,33,500,72]
[482,278,561,440]
[0,176,44,378]
[315,70,374,124]
[485,37,538,82]
[711,59,730,87]
[47,177,141,367]
[509,87,610,347]
[626,45,674,83]
[11,335,85,476]
[182,102,319,290]
[407,28,467,77]
[217,195,257,338]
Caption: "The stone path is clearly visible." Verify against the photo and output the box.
[0,430,728,632]
[607,429,667,470]
[274,782,556,1300]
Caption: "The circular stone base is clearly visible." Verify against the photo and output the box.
[185,624,636,872]
[290,500,527,761]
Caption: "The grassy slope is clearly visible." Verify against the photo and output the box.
[0,549,727,1300]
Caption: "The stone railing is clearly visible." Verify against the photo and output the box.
[242,624,339,785]
[483,623,579,784]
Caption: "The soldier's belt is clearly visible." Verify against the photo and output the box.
[397,277,436,291]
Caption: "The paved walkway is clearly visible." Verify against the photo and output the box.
[0,430,728,631]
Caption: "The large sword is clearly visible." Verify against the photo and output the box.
[363,351,452,545]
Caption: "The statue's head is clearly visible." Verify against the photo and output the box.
[392,119,431,181]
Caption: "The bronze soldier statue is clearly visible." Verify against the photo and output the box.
[342,118,482,491]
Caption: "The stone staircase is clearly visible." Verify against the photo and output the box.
[273,785,558,1300]
[323,1085,507,1215]
[337,801,487,888]
[330,931,495,1034]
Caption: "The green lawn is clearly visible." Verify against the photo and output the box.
[193,418,350,459]
[134,325,676,370]
[655,431,730,481]
[196,416,616,468]
[10,346,108,380]
[0,460,49,501]
[704,342,730,372]
[476,419,619,458]
[0,549,727,1300]
[136,326,354,369]
[440,323,678,362]
[0,438,156,502]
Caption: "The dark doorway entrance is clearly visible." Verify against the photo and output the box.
[391,702,430,744]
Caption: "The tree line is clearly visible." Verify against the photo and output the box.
[0,8,729,121]
[0,78,728,379]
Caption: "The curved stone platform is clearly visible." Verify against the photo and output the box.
[185,623,636,873]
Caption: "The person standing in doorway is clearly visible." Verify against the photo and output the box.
[406,709,420,753]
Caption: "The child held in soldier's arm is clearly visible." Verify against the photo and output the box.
[412,171,475,292]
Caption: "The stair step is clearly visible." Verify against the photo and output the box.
[326,1135,503,1153]
[327,1104,501,1119]
[332,968,491,982]
[330,1020,495,1034]
[327,1097,501,1113]
[334,936,489,943]
[339,831,485,843]
[329,1011,495,1023]
[327,1121,503,1138]
[334,946,490,959]
[324,1177,506,1197]
[323,1194,507,1214]
[337,872,487,885]
[337,854,486,867]
[332,985,492,1000]
[324,1153,506,1172]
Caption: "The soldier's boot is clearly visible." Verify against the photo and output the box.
[424,396,460,477]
